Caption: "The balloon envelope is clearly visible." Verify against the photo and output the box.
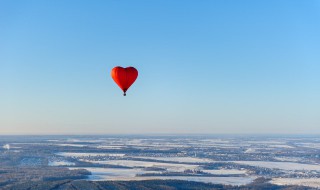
[111,66,138,96]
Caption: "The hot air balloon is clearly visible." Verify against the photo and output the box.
[111,66,138,96]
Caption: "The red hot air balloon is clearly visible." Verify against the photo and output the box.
[111,66,138,96]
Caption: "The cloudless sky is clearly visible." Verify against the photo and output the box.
[1,0,319,135]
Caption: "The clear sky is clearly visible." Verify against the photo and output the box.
[1,0,319,135]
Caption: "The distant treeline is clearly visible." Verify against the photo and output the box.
[3,178,311,190]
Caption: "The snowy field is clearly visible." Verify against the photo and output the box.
[37,136,320,188]
[202,169,247,175]
[56,152,126,157]
[295,143,320,149]
[231,161,320,171]
[49,160,75,166]
[133,156,214,163]
[97,145,126,149]
[69,167,255,185]
[82,159,199,172]
[54,144,87,147]
[271,178,320,188]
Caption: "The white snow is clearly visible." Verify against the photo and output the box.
[49,161,75,166]
[3,144,10,150]
[69,167,255,185]
[274,157,303,162]
[268,145,294,149]
[54,144,87,147]
[296,143,320,149]
[66,139,106,143]
[83,159,199,172]
[231,161,320,171]
[134,156,214,163]
[69,167,160,180]
[202,169,247,175]
[97,145,125,149]
[244,148,255,153]
[271,178,320,188]
[56,152,125,157]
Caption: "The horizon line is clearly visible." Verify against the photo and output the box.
[0,133,320,137]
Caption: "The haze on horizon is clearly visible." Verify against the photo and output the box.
[1,1,319,135]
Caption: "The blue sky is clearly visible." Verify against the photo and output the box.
[1,1,319,134]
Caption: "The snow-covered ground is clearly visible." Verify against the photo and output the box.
[274,156,303,162]
[56,152,125,157]
[246,140,287,144]
[3,144,10,150]
[54,144,87,147]
[45,136,320,188]
[66,139,107,143]
[202,169,247,175]
[296,143,320,149]
[271,178,320,188]
[83,159,199,172]
[49,160,75,166]
[69,167,160,180]
[133,156,214,163]
[244,148,256,153]
[141,143,190,148]
[97,145,125,149]
[268,145,294,149]
[69,167,255,185]
[231,161,320,171]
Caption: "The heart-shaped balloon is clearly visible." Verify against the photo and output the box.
[111,66,138,96]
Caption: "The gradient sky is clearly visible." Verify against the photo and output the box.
[1,0,320,135]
